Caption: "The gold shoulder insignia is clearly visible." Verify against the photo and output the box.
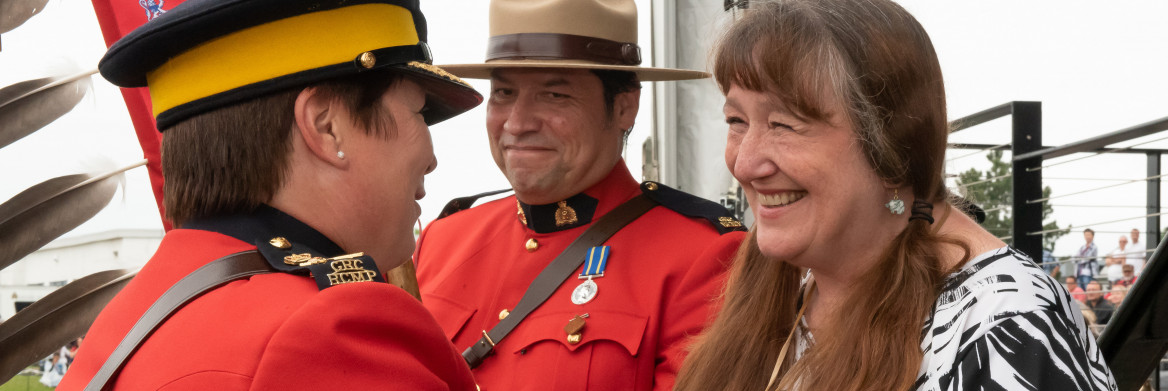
[719,216,743,228]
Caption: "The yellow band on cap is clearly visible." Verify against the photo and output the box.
[147,3,419,115]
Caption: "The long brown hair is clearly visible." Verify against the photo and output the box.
[676,1,968,389]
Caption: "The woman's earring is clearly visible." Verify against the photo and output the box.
[885,189,905,215]
[337,151,345,159]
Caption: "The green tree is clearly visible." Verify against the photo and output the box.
[955,150,1068,251]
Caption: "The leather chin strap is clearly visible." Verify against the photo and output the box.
[462,194,657,368]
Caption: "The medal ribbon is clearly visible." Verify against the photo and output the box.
[580,246,610,278]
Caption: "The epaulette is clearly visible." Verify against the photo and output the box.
[639,181,746,235]
[437,188,512,219]
[255,237,385,290]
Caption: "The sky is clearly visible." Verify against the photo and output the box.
[1,0,1166,260]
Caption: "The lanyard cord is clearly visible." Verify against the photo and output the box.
[765,277,816,391]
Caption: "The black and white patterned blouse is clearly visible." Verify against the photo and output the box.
[916,246,1117,390]
[794,247,1118,390]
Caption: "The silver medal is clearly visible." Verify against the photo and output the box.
[571,278,598,305]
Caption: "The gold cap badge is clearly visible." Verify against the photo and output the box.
[359,51,377,69]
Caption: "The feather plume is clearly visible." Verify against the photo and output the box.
[0,0,50,34]
[0,269,135,382]
[0,70,96,150]
[0,160,146,269]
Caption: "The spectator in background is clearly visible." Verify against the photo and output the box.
[40,352,65,387]
[1115,264,1138,288]
[1104,235,1129,285]
[1085,281,1115,325]
[1108,285,1128,307]
[66,338,81,366]
[1077,228,1099,290]
[1128,228,1146,275]
[1066,276,1086,302]
[1041,249,1058,278]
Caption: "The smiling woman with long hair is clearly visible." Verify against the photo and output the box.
[674,1,1117,390]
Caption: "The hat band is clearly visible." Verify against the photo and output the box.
[147,3,420,117]
[486,33,642,66]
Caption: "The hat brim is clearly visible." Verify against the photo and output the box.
[395,62,484,125]
[439,60,709,81]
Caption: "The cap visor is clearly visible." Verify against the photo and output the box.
[395,62,484,125]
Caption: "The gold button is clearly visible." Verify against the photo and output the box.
[268,237,291,249]
[499,309,510,320]
[525,238,539,252]
[566,333,581,344]
[646,182,658,191]
[359,51,376,69]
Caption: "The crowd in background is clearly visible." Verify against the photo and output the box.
[36,337,81,387]
[1049,227,1149,335]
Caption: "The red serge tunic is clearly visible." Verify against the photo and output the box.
[59,206,476,391]
[415,163,747,391]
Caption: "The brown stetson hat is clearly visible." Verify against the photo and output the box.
[439,0,709,81]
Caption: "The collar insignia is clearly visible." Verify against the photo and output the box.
[517,193,598,233]
[554,201,578,226]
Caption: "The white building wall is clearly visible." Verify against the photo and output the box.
[0,229,162,320]
[651,0,738,202]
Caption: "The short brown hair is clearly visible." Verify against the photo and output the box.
[589,69,641,117]
[162,72,403,226]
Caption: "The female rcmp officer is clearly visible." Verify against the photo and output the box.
[58,0,484,389]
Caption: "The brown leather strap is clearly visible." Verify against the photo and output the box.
[462,194,657,368]
[439,188,512,219]
[487,33,642,66]
[84,251,273,391]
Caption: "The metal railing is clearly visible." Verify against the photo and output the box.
[951,103,1168,390]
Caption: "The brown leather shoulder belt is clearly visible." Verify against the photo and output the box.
[84,251,273,391]
[462,194,658,368]
[82,194,657,386]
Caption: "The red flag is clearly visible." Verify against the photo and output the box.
[89,0,184,231]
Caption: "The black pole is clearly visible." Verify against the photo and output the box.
[1147,151,1159,391]
[1148,152,1161,255]
[1010,102,1043,260]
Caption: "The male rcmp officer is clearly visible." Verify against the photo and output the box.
[59,0,484,389]
[413,0,748,389]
